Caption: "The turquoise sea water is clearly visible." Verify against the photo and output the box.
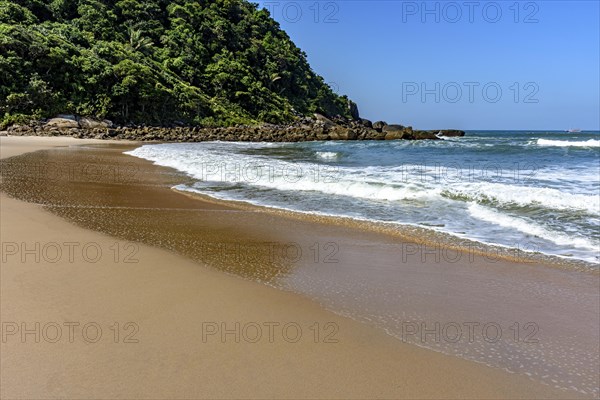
[127,131,600,264]
[126,131,600,395]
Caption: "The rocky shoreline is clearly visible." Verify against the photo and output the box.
[1,114,464,142]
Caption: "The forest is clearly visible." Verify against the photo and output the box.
[0,0,355,128]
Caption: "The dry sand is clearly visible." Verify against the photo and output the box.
[0,136,587,399]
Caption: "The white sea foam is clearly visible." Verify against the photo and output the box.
[536,139,600,148]
[316,151,340,160]
[127,143,599,214]
[126,144,443,202]
[126,142,600,263]
[467,203,599,251]
[444,182,600,215]
[534,167,600,186]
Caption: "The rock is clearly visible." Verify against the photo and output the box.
[327,129,342,141]
[382,124,405,133]
[372,121,388,132]
[5,114,460,142]
[339,128,357,140]
[359,128,380,140]
[7,122,41,135]
[0,130,7,136]
[45,118,79,130]
[331,115,350,126]
[412,130,440,140]
[433,129,465,137]
[382,128,415,140]
[313,113,336,127]
[385,131,406,140]
[79,117,110,129]
[359,119,373,128]
[347,100,360,120]
[326,125,357,141]
[311,125,324,136]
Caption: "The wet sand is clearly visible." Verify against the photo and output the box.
[0,136,597,399]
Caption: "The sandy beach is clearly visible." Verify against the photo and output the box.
[1,136,596,399]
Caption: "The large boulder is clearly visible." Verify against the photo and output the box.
[347,100,360,120]
[359,118,373,128]
[340,128,357,140]
[412,130,441,140]
[372,121,388,132]
[328,126,357,140]
[363,129,386,140]
[328,130,341,140]
[313,113,336,127]
[79,117,112,129]
[385,131,410,140]
[382,124,405,133]
[45,118,79,130]
[433,129,465,137]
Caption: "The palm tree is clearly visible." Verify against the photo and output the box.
[127,26,154,51]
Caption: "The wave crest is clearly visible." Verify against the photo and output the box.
[536,139,600,148]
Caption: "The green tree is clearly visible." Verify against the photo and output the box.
[0,0,355,129]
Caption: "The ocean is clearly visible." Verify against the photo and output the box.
[126,130,600,265]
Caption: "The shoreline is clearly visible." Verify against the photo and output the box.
[172,187,599,273]
[1,136,597,398]
[123,137,599,270]
[4,134,596,271]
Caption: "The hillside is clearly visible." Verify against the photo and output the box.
[0,0,356,128]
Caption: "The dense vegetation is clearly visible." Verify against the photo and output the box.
[0,0,355,128]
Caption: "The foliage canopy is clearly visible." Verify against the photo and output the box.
[0,0,353,127]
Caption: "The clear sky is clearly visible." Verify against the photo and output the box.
[256,0,600,130]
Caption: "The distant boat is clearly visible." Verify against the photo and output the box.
[566,128,582,133]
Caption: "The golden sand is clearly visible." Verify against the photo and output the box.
[1,136,594,399]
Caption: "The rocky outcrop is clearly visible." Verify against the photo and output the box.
[372,121,388,132]
[42,116,113,130]
[380,124,424,140]
[433,129,465,137]
[411,131,440,140]
[5,116,464,142]
[313,113,336,127]
[382,124,404,133]
[347,100,360,120]
[79,117,113,129]
[45,117,80,129]
[384,131,409,140]
[359,119,372,128]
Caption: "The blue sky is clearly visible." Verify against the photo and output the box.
[256,1,600,130]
